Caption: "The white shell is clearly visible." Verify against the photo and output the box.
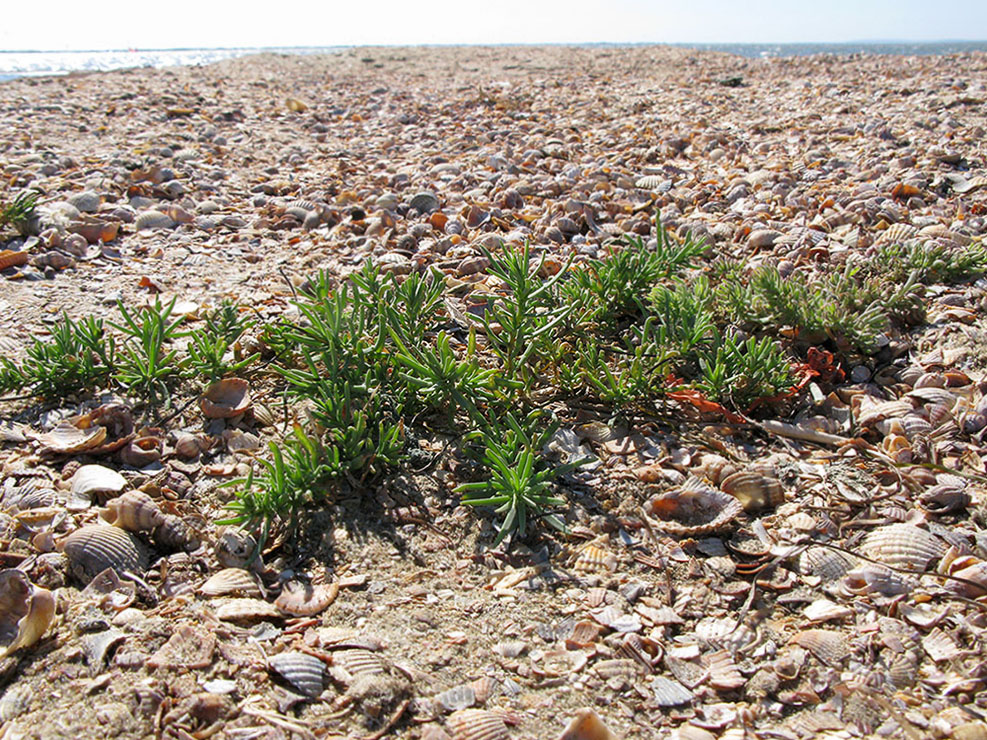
[71,465,128,498]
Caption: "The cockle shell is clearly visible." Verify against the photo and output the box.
[330,648,388,681]
[200,568,262,598]
[213,598,282,622]
[572,544,617,574]
[704,649,746,690]
[789,628,849,666]
[100,490,165,532]
[433,685,476,713]
[647,477,744,535]
[0,570,55,659]
[268,651,326,697]
[860,524,945,571]
[199,378,251,419]
[650,676,693,706]
[447,709,509,740]
[71,464,128,499]
[275,580,339,616]
[135,210,176,230]
[719,471,784,512]
[38,422,107,454]
[61,525,149,583]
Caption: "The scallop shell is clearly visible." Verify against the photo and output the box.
[152,515,199,552]
[275,580,339,616]
[875,223,919,244]
[719,471,784,512]
[61,525,149,583]
[647,477,744,535]
[213,598,282,622]
[447,709,508,740]
[572,544,617,574]
[200,568,262,598]
[634,175,664,190]
[38,422,107,454]
[135,210,176,230]
[433,684,476,713]
[789,628,849,666]
[860,524,945,571]
[268,651,326,697]
[71,464,128,499]
[100,490,164,532]
[199,378,251,419]
[0,570,56,659]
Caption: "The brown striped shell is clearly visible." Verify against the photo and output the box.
[789,628,849,666]
[213,598,282,622]
[446,709,508,740]
[152,515,200,552]
[572,543,617,574]
[61,525,149,583]
[647,477,743,535]
[199,378,251,419]
[100,490,165,532]
[704,649,746,690]
[860,524,945,571]
[200,568,262,598]
[38,422,107,454]
[268,651,326,697]
[215,527,260,570]
[330,648,387,682]
[275,580,339,616]
[719,471,784,512]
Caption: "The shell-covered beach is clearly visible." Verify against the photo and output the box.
[0,46,986,739]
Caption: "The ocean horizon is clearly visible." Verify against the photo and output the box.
[2,40,986,83]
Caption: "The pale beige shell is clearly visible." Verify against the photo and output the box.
[0,570,55,659]
[906,386,958,406]
[558,709,617,740]
[433,685,476,713]
[469,677,498,706]
[71,464,128,499]
[268,651,326,697]
[650,676,693,706]
[842,565,916,596]
[789,628,849,666]
[695,454,738,486]
[704,649,745,690]
[855,399,914,428]
[215,527,260,569]
[62,525,149,583]
[447,709,508,740]
[200,568,262,598]
[593,658,643,680]
[100,490,165,532]
[860,523,945,572]
[719,471,784,512]
[647,477,744,536]
[199,378,252,419]
[572,544,617,574]
[213,598,282,622]
[38,422,106,454]
[875,223,919,244]
[135,210,176,230]
[275,580,339,616]
[331,648,387,680]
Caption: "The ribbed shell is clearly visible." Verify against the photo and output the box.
[332,648,387,678]
[200,568,262,597]
[135,210,176,230]
[214,598,281,622]
[572,544,616,574]
[650,676,693,706]
[860,524,945,571]
[151,515,199,552]
[275,581,339,616]
[719,471,784,512]
[100,490,164,531]
[268,651,326,697]
[433,685,476,713]
[704,649,746,690]
[39,423,107,454]
[71,465,128,498]
[789,628,849,666]
[593,658,643,680]
[408,191,440,214]
[906,386,958,406]
[647,477,744,535]
[447,709,508,740]
[635,175,664,189]
[62,525,148,582]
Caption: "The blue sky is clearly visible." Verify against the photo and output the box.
[2,0,985,50]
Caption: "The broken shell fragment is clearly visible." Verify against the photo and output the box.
[214,527,260,569]
[275,580,339,616]
[0,569,55,659]
[557,708,616,740]
[268,651,326,697]
[199,378,251,419]
[647,477,744,535]
[213,598,281,622]
[61,525,149,583]
[789,628,850,666]
[100,490,165,532]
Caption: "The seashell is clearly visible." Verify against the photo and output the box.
[268,651,326,697]
[3,486,58,512]
[952,723,987,740]
[66,190,100,213]
[647,477,744,536]
[119,435,163,467]
[199,378,251,418]
[886,650,920,689]
[423,727,454,740]
[62,524,149,584]
[856,399,914,428]
[593,658,643,680]
[906,386,958,406]
[433,684,476,713]
[0,249,29,271]
[409,191,440,214]
[557,708,616,740]
[803,599,853,623]
[572,544,617,574]
[135,210,176,230]
[842,564,915,596]
[650,676,693,706]
[200,568,262,598]
[860,524,945,571]
[922,627,962,662]
[447,709,508,740]
[696,454,738,486]
[944,559,987,598]
[0,684,32,721]
[719,471,784,512]
[152,515,199,552]
[275,580,339,616]
[919,484,970,515]
[634,175,665,190]
[331,648,387,679]
[215,527,260,569]
[100,490,164,531]
[67,217,118,244]
[694,617,756,652]
[469,677,498,705]
[789,629,848,666]
[704,649,746,690]
[38,421,107,454]
[213,598,282,622]
[0,569,55,659]
[875,222,919,244]
[81,628,125,674]
[71,464,128,499]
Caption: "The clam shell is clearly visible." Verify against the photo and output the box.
[38,422,107,454]
[268,651,326,697]
[62,525,149,582]
[199,378,251,419]
[789,628,849,666]
[447,709,508,740]
[647,477,744,535]
[860,524,945,571]
[331,648,387,679]
[66,190,100,213]
[275,580,339,616]
[843,564,916,596]
[719,471,784,512]
[213,598,282,622]
[634,175,665,190]
[100,490,164,532]
[71,464,128,499]
[200,568,262,598]
[906,386,958,406]
[135,210,176,230]
[572,544,617,574]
